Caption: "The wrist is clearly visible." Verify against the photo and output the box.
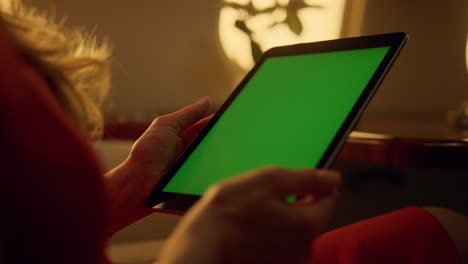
[104,158,157,233]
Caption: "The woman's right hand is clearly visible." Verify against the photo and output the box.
[158,167,341,264]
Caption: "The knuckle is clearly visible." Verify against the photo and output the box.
[152,115,169,126]
[205,182,235,206]
[148,115,181,135]
[255,166,284,179]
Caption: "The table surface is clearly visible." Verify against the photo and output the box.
[339,112,468,169]
[356,112,467,141]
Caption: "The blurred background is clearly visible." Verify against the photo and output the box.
[32,0,468,122]
[30,0,468,263]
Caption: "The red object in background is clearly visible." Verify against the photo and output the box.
[311,207,462,264]
[0,23,109,263]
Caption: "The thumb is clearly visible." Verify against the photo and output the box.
[154,97,211,133]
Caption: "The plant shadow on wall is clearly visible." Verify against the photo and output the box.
[222,0,324,64]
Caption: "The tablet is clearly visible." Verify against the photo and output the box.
[145,32,408,211]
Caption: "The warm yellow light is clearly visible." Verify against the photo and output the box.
[466,34,468,72]
[349,131,392,140]
[219,0,346,71]
[252,0,276,10]
[0,0,11,10]
[225,0,251,5]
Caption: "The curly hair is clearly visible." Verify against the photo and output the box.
[0,0,112,140]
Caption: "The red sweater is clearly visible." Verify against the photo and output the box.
[0,23,109,263]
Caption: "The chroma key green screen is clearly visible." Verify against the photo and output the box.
[163,46,390,195]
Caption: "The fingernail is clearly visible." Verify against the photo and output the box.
[197,96,211,105]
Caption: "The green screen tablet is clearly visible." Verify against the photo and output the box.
[145,32,408,210]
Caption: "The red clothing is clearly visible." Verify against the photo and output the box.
[311,207,462,264]
[0,21,461,264]
[0,23,108,263]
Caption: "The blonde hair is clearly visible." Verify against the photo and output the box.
[0,0,112,140]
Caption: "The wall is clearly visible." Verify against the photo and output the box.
[33,0,239,118]
[358,0,468,114]
[32,0,468,116]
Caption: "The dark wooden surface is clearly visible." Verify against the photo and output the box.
[338,132,468,170]
[343,112,468,169]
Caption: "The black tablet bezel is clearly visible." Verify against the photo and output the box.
[145,32,408,210]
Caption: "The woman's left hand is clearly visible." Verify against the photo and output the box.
[104,97,212,233]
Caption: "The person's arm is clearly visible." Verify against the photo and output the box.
[103,97,212,233]
[158,167,341,264]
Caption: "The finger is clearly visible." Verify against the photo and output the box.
[253,168,341,197]
[255,168,341,198]
[193,114,214,132]
[277,169,341,197]
[154,97,211,133]
[292,195,316,206]
[179,114,214,144]
[224,167,341,198]
[294,191,339,235]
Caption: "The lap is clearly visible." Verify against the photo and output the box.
[310,207,462,264]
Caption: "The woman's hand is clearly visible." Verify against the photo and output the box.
[104,97,212,233]
[158,167,341,264]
